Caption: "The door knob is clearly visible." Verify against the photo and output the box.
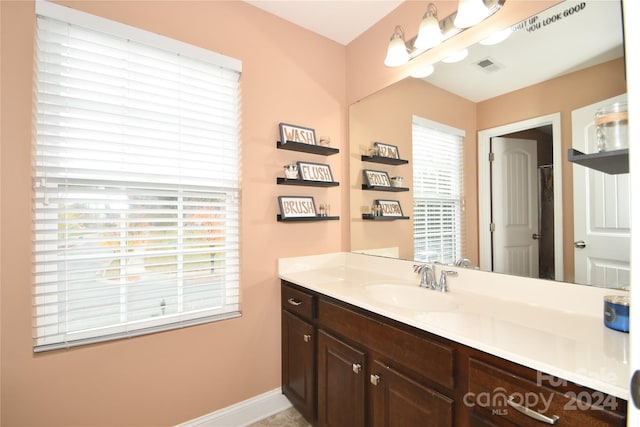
[632,370,640,409]
[532,233,541,240]
[574,240,587,249]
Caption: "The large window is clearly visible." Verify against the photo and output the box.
[32,2,241,351]
[412,116,465,264]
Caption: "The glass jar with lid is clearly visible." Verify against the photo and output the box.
[595,102,628,152]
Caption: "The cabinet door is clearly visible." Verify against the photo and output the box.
[317,329,365,427]
[369,360,453,427]
[282,310,315,422]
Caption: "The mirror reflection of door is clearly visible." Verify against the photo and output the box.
[490,137,539,277]
[572,94,630,288]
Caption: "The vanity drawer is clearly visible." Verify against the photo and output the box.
[318,298,455,391]
[282,282,315,320]
[468,358,626,427]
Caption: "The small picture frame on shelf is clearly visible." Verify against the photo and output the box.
[279,123,317,145]
[297,161,334,182]
[363,169,391,187]
[278,196,317,219]
[374,142,400,159]
[375,199,404,217]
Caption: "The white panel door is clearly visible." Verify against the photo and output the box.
[572,94,630,288]
[491,137,539,277]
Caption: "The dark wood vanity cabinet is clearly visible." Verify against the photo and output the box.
[281,280,627,426]
[282,285,316,422]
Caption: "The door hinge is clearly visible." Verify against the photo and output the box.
[489,152,495,162]
[490,222,496,232]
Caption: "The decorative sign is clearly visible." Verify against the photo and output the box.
[376,199,404,217]
[374,142,400,159]
[298,161,334,182]
[279,123,317,145]
[363,169,391,187]
[278,196,317,219]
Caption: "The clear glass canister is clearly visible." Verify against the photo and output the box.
[595,102,628,152]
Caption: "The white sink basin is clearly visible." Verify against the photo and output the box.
[364,284,459,312]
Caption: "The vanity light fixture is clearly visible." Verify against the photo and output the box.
[384,25,411,67]
[454,0,490,28]
[414,3,444,50]
[479,26,512,45]
[411,64,435,78]
[384,0,505,68]
[441,48,469,63]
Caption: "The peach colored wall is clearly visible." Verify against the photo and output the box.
[477,57,627,282]
[349,78,478,262]
[1,1,346,425]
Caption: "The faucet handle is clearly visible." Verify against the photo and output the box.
[438,270,458,292]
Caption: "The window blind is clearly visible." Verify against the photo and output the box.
[412,116,465,264]
[32,2,241,351]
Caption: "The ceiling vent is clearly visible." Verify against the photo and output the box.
[475,57,503,73]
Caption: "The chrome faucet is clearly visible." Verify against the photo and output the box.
[454,257,472,268]
[413,263,436,289]
[437,270,458,292]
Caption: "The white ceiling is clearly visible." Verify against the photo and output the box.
[244,0,403,45]
[244,1,625,102]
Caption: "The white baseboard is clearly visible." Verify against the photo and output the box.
[176,388,292,427]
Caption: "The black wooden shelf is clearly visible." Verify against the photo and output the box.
[277,141,339,156]
[361,155,408,165]
[277,215,340,222]
[568,148,628,174]
[362,214,410,221]
[277,178,339,187]
[362,184,409,192]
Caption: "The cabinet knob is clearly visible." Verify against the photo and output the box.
[352,363,362,374]
[370,374,380,386]
[303,334,311,343]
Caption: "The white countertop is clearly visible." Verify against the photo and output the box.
[278,252,630,400]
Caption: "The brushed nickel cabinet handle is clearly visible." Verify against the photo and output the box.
[352,363,362,374]
[287,298,302,306]
[303,334,311,343]
[507,396,559,424]
[370,374,380,386]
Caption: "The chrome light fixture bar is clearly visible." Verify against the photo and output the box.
[384,0,506,67]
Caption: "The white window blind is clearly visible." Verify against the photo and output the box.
[412,116,465,264]
[32,2,242,352]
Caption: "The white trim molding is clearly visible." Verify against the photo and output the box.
[175,389,291,427]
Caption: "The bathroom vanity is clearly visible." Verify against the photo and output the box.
[279,253,629,426]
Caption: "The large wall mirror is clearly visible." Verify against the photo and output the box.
[349,0,628,289]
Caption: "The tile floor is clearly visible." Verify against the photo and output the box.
[247,407,311,427]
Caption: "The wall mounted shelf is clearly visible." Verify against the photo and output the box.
[278,178,339,187]
[361,155,408,165]
[362,214,410,221]
[362,184,409,192]
[277,141,339,156]
[277,215,340,222]
[568,148,628,174]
